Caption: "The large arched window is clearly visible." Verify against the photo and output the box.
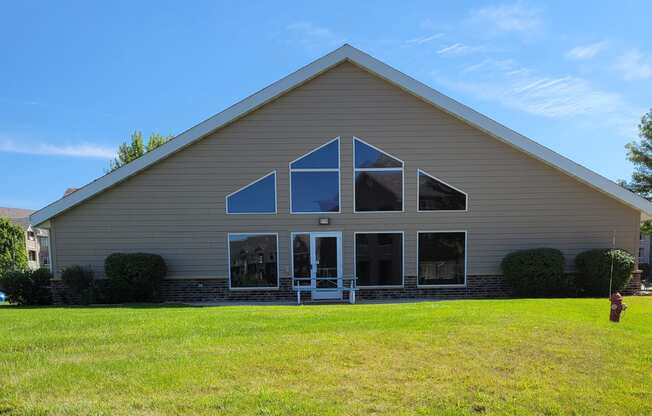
[289,137,340,213]
[353,137,404,212]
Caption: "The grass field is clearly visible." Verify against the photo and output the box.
[1,298,651,415]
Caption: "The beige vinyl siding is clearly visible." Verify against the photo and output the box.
[51,62,640,279]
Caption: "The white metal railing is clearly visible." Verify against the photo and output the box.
[292,276,358,305]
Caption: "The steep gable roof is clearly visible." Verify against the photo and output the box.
[31,44,652,226]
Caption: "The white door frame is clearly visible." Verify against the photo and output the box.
[309,231,343,300]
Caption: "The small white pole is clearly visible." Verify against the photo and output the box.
[608,230,616,298]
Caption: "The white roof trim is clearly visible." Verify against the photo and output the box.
[31,44,652,225]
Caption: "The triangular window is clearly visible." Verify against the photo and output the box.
[226,171,277,214]
[418,170,467,211]
[354,138,403,169]
[290,138,339,169]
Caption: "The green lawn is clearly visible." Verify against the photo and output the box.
[1,298,651,415]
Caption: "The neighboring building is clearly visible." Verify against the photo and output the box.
[639,234,651,265]
[30,45,651,302]
[1,207,50,270]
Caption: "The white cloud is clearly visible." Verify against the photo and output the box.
[566,41,607,60]
[0,138,115,159]
[614,49,652,80]
[437,43,482,57]
[405,33,444,45]
[470,3,542,33]
[285,22,345,50]
[437,58,640,134]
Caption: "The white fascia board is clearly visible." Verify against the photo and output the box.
[341,46,652,217]
[30,44,652,226]
[30,46,352,226]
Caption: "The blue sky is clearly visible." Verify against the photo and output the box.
[2,1,651,209]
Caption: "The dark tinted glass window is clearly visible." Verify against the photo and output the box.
[229,234,278,288]
[226,173,276,213]
[355,171,402,211]
[418,171,466,211]
[291,171,339,213]
[418,232,465,286]
[292,234,311,286]
[291,139,339,169]
[354,139,402,168]
[355,233,402,286]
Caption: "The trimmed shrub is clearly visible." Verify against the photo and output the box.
[501,248,570,297]
[575,249,635,296]
[0,268,52,305]
[61,265,95,305]
[104,253,167,302]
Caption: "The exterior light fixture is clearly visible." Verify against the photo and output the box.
[318,218,330,225]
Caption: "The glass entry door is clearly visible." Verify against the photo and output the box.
[310,232,342,300]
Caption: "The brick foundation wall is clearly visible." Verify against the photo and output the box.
[622,270,642,296]
[157,274,513,303]
[357,275,511,300]
[50,274,511,304]
[159,278,297,303]
[50,280,79,305]
[50,271,642,304]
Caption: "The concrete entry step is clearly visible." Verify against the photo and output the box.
[301,299,353,305]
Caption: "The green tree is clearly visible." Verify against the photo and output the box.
[0,217,28,278]
[621,108,652,233]
[109,130,173,172]
[146,133,171,151]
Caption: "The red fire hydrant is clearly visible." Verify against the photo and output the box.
[609,292,627,322]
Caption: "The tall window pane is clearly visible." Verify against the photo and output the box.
[291,171,339,213]
[355,171,402,212]
[290,138,340,213]
[355,233,403,286]
[354,138,403,212]
[229,234,278,288]
[292,234,311,287]
[418,232,466,286]
[418,170,466,211]
[226,172,276,214]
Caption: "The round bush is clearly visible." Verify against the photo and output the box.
[501,248,569,297]
[575,249,635,296]
[0,268,52,305]
[104,253,167,302]
[61,265,95,304]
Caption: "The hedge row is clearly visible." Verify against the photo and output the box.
[501,248,636,297]
[0,268,52,305]
[60,253,167,304]
[0,252,166,305]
